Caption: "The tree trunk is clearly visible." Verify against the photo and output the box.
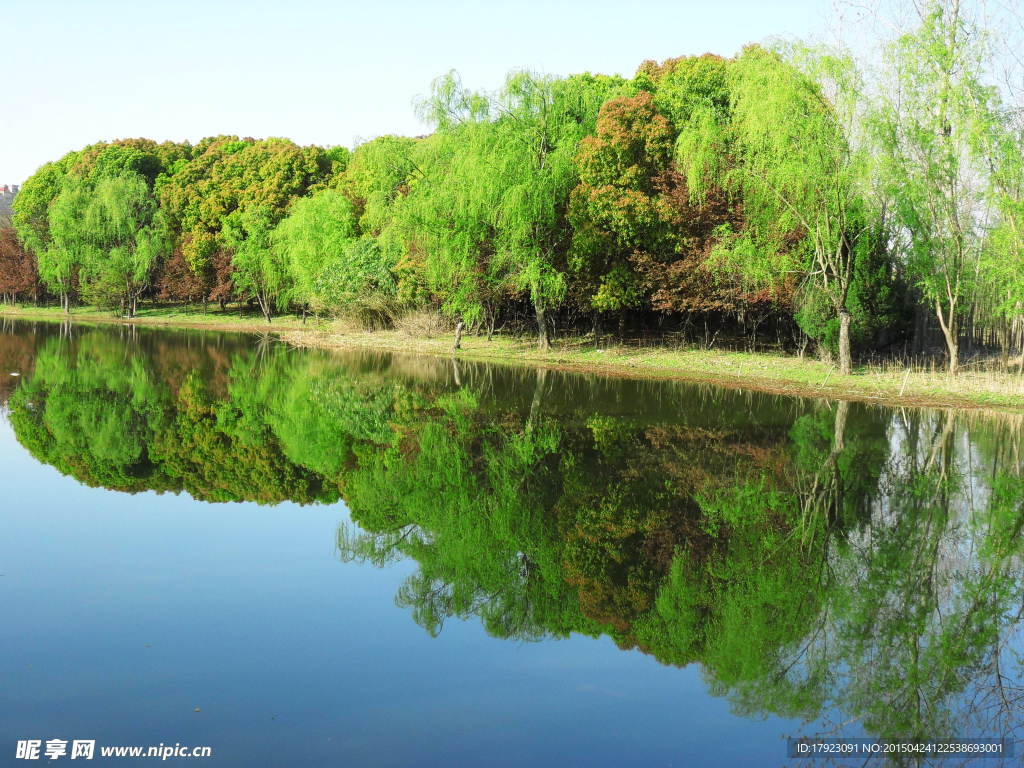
[593,310,601,350]
[935,300,958,375]
[838,310,852,376]
[999,314,1010,371]
[965,301,976,354]
[618,306,626,341]
[486,312,495,342]
[912,298,928,355]
[452,320,464,351]
[535,300,550,352]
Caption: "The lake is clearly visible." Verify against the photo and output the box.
[1,319,1022,767]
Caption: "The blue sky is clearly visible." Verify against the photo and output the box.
[1,0,829,186]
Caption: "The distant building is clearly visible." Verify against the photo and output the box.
[0,184,18,226]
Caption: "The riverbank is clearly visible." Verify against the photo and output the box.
[4,305,1024,411]
[0,304,315,335]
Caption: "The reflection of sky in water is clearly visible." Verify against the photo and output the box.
[4,321,1024,767]
[0,417,804,767]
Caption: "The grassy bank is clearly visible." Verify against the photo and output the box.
[0,303,320,334]
[280,325,1024,412]
[4,304,1024,411]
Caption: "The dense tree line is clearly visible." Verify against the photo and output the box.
[5,0,1024,373]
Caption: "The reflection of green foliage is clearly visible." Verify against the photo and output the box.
[9,335,171,492]
[342,391,593,640]
[7,322,1024,749]
[151,372,335,505]
[5,328,350,504]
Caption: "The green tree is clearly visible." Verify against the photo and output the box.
[413,70,612,349]
[693,44,872,374]
[40,178,93,313]
[568,91,676,334]
[872,1,1000,374]
[80,174,165,317]
[222,205,290,323]
[272,188,397,319]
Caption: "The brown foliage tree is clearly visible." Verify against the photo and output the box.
[156,246,213,313]
[0,227,41,304]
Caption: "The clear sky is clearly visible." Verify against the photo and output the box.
[1,0,830,187]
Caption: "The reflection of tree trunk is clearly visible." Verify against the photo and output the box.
[926,410,956,476]
[451,358,461,387]
[798,402,851,549]
[528,368,548,429]
[833,400,849,454]
[452,321,464,351]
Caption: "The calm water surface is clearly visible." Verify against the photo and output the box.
[2,320,1023,767]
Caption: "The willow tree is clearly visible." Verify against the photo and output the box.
[413,70,612,350]
[684,44,871,375]
[978,46,1024,368]
[223,205,291,323]
[871,0,999,374]
[273,189,359,313]
[81,174,164,317]
[40,179,94,313]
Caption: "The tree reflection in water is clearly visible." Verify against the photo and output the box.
[3,320,1024,760]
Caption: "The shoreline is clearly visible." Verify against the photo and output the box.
[3,305,1024,412]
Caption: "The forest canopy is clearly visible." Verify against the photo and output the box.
[6,0,1024,375]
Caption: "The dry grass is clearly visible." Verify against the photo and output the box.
[393,309,454,338]
[281,322,1024,412]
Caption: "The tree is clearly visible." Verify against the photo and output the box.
[0,227,40,305]
[872,0,999,374]
[568,92,676,335]
[156,246,212,313]
[81,174,165,317]
[273,189,362,313]
[414,70,614,350]
[706,44,871,375]
[158,136,335,279]
[40,178,93,313]
[223,205,290,323]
